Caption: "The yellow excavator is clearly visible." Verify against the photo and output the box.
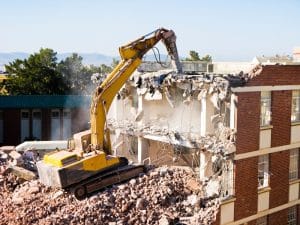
[37,28,182,199]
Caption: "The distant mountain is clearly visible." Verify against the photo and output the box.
[0,52,115,70]
[0,52,29,70]
[0,52,170,72]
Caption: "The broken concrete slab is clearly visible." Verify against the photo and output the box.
[0,146,16,154]
[7,166,37,181]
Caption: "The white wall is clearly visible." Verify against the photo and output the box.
[142,95,202,134]
[213,62,253,74]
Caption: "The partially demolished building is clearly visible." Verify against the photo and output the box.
[107,62,300,225]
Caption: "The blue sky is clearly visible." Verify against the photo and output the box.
[0,0,299,60]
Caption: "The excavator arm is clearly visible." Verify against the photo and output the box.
[90,28,182,153]
[37,28,182,199]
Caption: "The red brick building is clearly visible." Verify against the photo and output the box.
[215,65,300,225]
[0,95,90,146]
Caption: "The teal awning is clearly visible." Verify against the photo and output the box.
[0,95,91,108]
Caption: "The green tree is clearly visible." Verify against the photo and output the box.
[111,58,120,68]
[88,64,112,74]
[58,54,114,95]
[3,48,67,95]
[186,50,200,61]
[58,53,88,94]
[200,54,212,62]
[185,50,212,62]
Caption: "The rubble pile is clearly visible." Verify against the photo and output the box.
[0,167,220,225]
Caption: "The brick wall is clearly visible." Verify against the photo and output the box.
[231,65,300,224]
[211,211,220,225]
[3,109,20,145]
[269,91,291,208]
[234,158,258,221]
[247,220,257,225]
[247,65,300,86]
[271,91,292,147]
[1,108,89,145]
[234,92,260,221]
[148,141,197,166]
[42,109,51,140]
[269,151,289,207]
[298,205,300,224]
[269,209,288,225]
[236,92,260,154]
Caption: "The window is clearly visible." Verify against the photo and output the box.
[21,111,29,119]
[291,90,300,122]
[21,110,30,141]
[288,206,297,225]
[32,110,41,119]
[51,109,61,140]
[221,160,234,199]
[51,110,60,118]
[258,155,269,188]
[289,149,299,180]
[260,92,271,126]
[32,110,42,140]
[63,110,71,118]
[62,109,71,140]
[256,216,267,225]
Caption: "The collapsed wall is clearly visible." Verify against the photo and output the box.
[107,62,249,202]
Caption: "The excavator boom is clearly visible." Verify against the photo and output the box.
[90,28,181,153]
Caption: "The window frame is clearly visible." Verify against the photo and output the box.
[258,154,269,189]
[291,90,300,123]
[221,159,234,199]
[288,206,297,225]
[21,110,30,119]
[289,149,299,181]
[51,109,60,119]
[32,109,42,119]
[63,109,71,119]
[256,216,267,225]
[260,91,272,127]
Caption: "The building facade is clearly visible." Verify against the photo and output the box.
[0,95,90,146]
[107,63,300,225]
[216,65,300,225]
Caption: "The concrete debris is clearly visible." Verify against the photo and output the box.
[0,145,16,154]
[6,165,37,181]
[108,118,236,156]
[204,179,221,198]
[128,71,247,105]
[0,146,39,182]
[0,151,8,160]
[9,151,23,166]
[134,110,144,122]
[186,178,201,192]
[0,166,220,225]
[144,89,163,100]
[109,69,238,208]
[248,64,263,79]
